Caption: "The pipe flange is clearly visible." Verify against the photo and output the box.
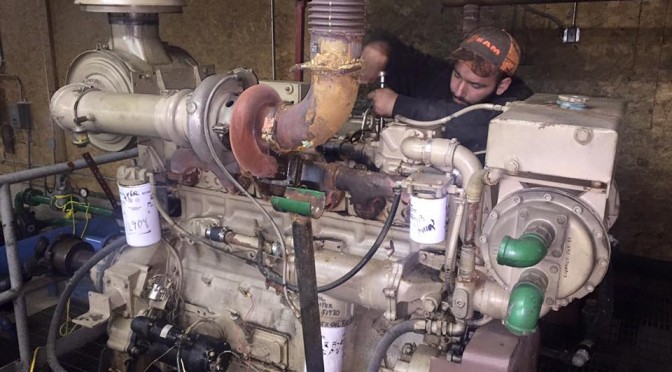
[229,84,282,177]
[187,74,245,167]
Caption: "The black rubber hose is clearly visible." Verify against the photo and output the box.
[367,319,423,372]
[47,235,127,372]
[260,187,402,293]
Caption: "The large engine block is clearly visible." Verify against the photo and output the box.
[46,2,622,371]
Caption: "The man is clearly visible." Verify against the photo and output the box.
[361,27,532,154]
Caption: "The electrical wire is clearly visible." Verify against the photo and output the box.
[47,236,127,372]
[200,75,300,316]
[521,4,565,34]
[258,187,402,293]
[29,347,40,372]
[141,345,176,372]
[58,298,80,336]
[0,74,25,101]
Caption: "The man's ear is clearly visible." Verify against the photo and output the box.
[496,77,512,95]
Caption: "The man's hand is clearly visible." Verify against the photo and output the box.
[359,41,389,84]
[368,88,399,118]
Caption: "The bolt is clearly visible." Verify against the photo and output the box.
[489,211,499,219]
[573,206,583,215]
[551,249,562,258]
[513,196,521,204]
[545,298,554,305]
[550,266,559,274]
[591,181,602,188]
[559,299,568,306]
[556,215,567,225]
[543,193,553,201]
[186,102,197,114]
[586,284,595,292]
[479,236,488,244]
[420,253,428,261]
[519,209,529,219]
[594,230,604,239]
[504,159,520,173]
[598,258,608,267]
[455,299,465,308]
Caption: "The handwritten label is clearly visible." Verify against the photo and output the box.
[119,183,161,247]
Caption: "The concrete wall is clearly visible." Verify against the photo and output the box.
[0,0,670,260]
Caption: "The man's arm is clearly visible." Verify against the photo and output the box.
[362,31,453,97]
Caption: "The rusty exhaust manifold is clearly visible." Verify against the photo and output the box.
[230,0,365,177]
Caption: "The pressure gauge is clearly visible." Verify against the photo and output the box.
[79,188,89,198]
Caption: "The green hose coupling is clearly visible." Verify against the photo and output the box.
[497,220,555,268]
[271,188,326,218]
[504,269,548,336]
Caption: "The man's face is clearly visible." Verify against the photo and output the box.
[450,60,508,105]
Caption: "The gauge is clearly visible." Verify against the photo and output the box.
[79,187,89,198]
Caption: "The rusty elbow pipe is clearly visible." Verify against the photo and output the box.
[230,0,365,177]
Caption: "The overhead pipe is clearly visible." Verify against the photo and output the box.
[230,0,366,177]
[442,0,617,6]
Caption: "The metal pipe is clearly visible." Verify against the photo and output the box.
[292,216,325,372]
[0,147,138,185]
[229,0,365,177]
[0,184,30,371]
[294,0,307,81]
[400,137,482,189]
[51,86,190,146]
[444,194,466,278]
[108,13,171,65]
[441,0,616,6]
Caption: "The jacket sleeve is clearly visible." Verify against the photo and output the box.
[366,31,453,98]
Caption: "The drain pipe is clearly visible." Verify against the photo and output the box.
[229,0,365,177]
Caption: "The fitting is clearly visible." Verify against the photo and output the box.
[503,269,548,336]
[498,221,554,268]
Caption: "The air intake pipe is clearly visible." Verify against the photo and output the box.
[229,0,365,177]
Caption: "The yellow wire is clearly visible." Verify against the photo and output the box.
[29,346,40,372]
[80,203,90,238]
[59,298,79,336]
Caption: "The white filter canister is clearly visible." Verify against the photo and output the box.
[410,194,447,244]
[118,182,161,247]
[321,326,346,372]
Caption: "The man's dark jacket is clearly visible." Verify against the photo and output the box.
[370,32,533,154]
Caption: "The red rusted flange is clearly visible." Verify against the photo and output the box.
[230,84,281,177]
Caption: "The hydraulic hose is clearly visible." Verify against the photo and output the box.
[395,103,507,127]
[261,188,402,293]
[367,319,425,372]
[47,235,127,372]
